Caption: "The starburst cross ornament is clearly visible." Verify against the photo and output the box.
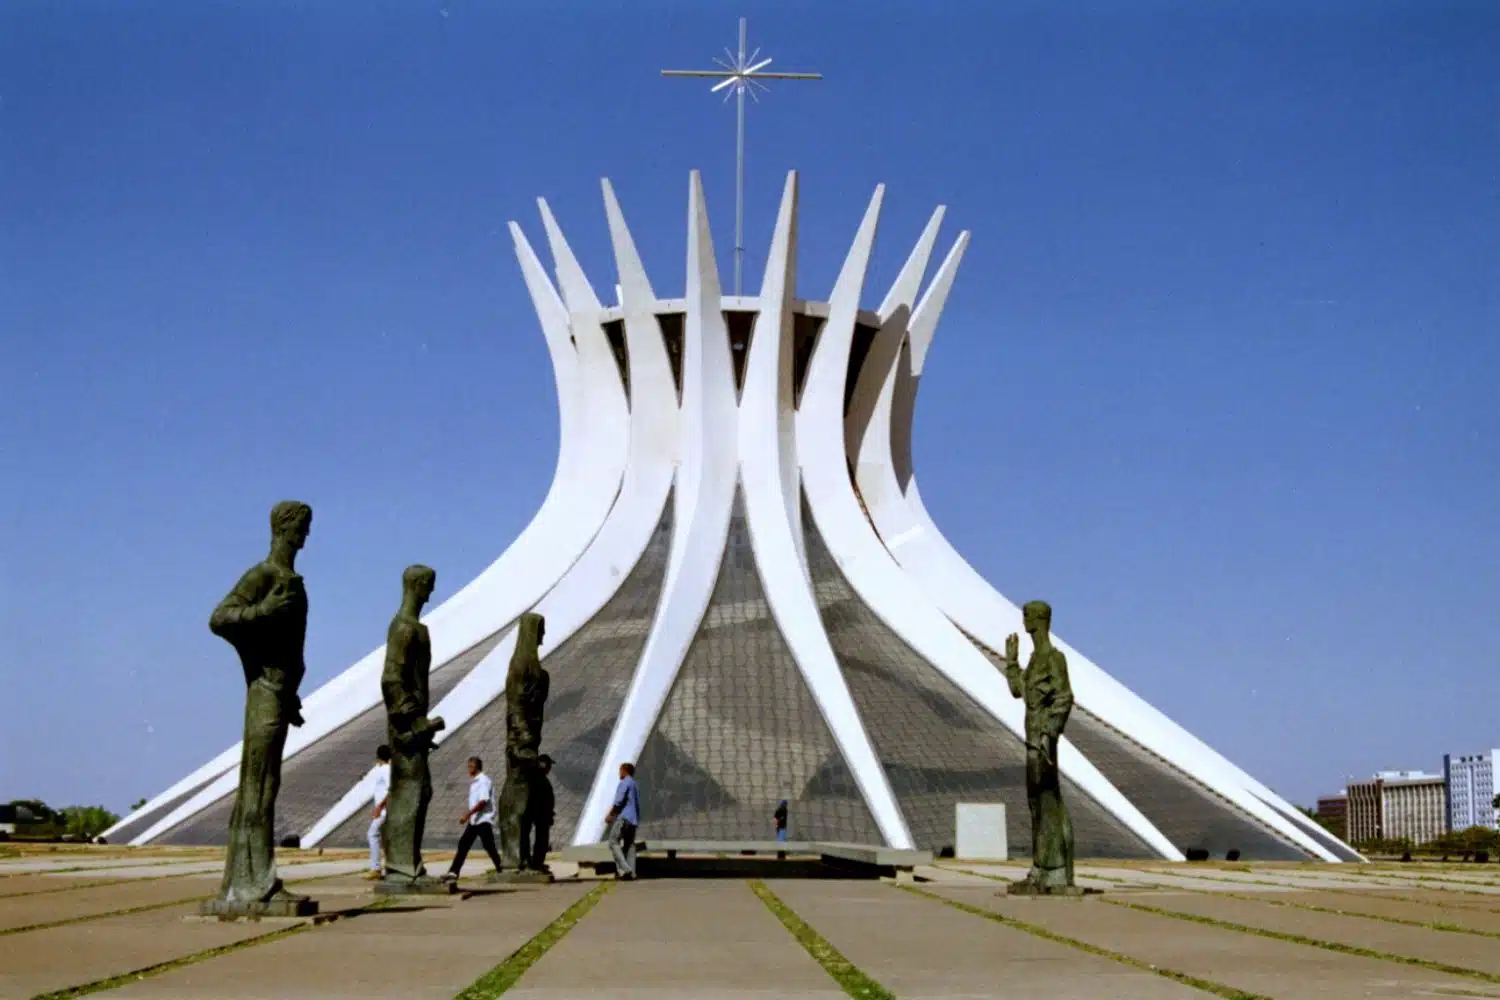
[662,17,823,295]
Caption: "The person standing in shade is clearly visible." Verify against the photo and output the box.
[363,745,392,880]
[526,754,555,874]
[773,799,788,843]
[443,756,504,880]
[604,761,639,881]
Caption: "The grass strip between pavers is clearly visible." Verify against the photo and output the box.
[1105,897,1500,986]
[0,858,195,880]
[27,894,403,999]
[0,877,146,900]
[1,866,369,938]
[0,895,206,937]
[29,924,310,1000]
[1152,866,1500,912]
[0,852,349,892]
[748,880,896,1000]
[452,881,613,999]
[899,885,1272,1000]
[1076,869,1500,941]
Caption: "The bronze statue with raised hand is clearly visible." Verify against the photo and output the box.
[1001,600,1078,894]
[380,565,447,888]
[204,500,317,916]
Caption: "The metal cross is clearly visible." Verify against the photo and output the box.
[662,17,823,295]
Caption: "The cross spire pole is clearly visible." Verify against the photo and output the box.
[662,17,823,295]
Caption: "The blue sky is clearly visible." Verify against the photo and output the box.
[1,1,1495,815]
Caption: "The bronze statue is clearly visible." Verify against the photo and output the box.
[204,501,316,915]
[1001,600,1078,895]
[379,565,446,889]
[498,612,548,870]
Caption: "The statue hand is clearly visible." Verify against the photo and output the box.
[430,716,446,732]
[258,582,296,618]
[1004,633,1020,664]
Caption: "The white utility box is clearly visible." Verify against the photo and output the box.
[954,803,1008,860]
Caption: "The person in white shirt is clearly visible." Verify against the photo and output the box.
[443,756,504,880]
[364,745,392,880]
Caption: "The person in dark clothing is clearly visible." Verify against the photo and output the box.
[773,799,789,843]
[525,754,555,873]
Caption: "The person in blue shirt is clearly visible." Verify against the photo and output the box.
[604,761,639,880]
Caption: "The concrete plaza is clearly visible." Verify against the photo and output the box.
[5,845,1500,999]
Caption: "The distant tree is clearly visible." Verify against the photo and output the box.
[8,800,58,825]
[1297,805,1344,839]
[1354,835,1415,857]
[130,798,148,812]
[59,806,119,840]
[1457,825,1500,853]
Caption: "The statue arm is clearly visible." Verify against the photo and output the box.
[208,566,273,638]
[1040,650,1074,737]
[1004,662,1024,699]
[999,634,1024,698]
[382,623,423,720]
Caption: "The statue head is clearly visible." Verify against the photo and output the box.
[402,564,437,608]
[1022,600,1052,638]
[517,611,546,652]
[270,501,312,551]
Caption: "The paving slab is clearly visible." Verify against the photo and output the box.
[1230,888,1500,935]
[0,903,291,999]
[0,877,213,931]
[0,857,193,875]
[1366,887,1500,913]
[1138,891,1500,975]
[509,880,844,1000]
[0,874,132,898]
[926,885,1489,999]
[770,880,1200,999]
[1361,865,1500,884]
[1340,870,1500,894]
[0,882,375,998]
[104,883,591,1000]
[1144,867,1378,892]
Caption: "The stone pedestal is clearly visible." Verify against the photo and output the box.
[375,876,457,896]
[1004,881,1087,898]
[199,896,319,919]
[954,803,1008,861]
[486,869,554,885]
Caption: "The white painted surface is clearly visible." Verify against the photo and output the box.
[853,229,1344,862]
[574,171,739,842]
[123,213,629,846]
[302,183,679,847]
[798,187,1179,861]
[955,803,1009,861]
[735,173,911,847]
[126,173,1358,863]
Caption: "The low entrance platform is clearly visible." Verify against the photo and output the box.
[560,840,932,881]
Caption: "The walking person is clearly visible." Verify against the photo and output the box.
[443,756,504,880]
[525,754,556,874]
[604,762,639,881]
[773,799,788,844]
[363,745,392,880]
